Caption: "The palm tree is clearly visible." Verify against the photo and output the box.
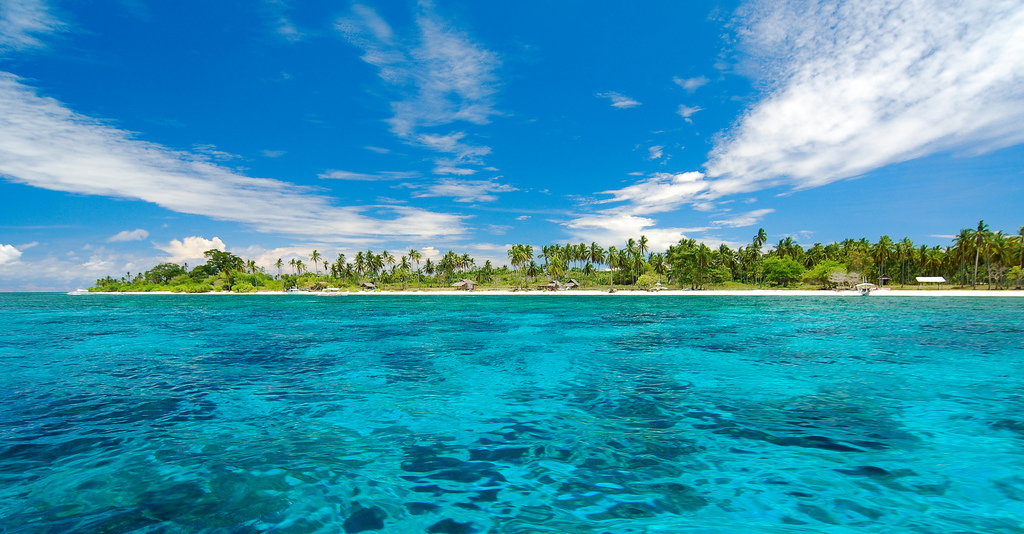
[1017,226,1024,290]
[872,236,894,285]
[309,250,322,275]
[607,245,619,290]
[409,248,423,290]
[625,238,638,287]
[753,228,767,287]
[289,258,297,275]
[971,220,990,289]
[275,258,283,279]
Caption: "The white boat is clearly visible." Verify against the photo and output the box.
[855,283,878,296]
[67,288,90,295]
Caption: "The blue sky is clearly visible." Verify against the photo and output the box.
[1,0,1023,290]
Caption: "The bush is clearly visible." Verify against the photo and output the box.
[231,282,257,293]
[173,283,213,293]
[803,260,846,288]
[764,257,805,287]
[635,273,661,290]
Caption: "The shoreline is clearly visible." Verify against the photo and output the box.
[72,289,1024,297]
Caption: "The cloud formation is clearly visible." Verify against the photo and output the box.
[107,229,150,242]
[673,76,709,92]
[596,92,642,109]
[0,74,466,242]
[0,244,22,264]
[319,170,419,181]
[712,208,775,228]
[706,0,1024,192]
[155,236,226,263]
[337,3,499,167]
[0,0,62,52]
[412,178,517,202]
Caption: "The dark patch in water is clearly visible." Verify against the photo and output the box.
[427,518,477,534]
[342,505,386,533]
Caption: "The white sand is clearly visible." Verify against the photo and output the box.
[84,289,1024,297]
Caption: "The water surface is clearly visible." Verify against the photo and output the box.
[2,294,1023,533]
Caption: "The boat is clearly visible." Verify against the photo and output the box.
[855,283,878,296]
[67,289,90,295]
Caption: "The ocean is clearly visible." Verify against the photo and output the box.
[1,293,1023,533]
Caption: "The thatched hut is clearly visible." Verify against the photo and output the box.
[452,279,476,291]
[360,282,376,291]
[566,279,580,290]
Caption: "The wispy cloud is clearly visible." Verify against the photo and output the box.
[337,3,499,167]
[595,171,710,215]
[0,244,22,264]
[711,209,774,228]
[0,73,467,241]
[677,105,703,122]
[673,75,709,92]
[647,145,664,160]
[318,169,419,181]
[260,0,309,42]
[261,149,286,158]
[596,92,642,109]
[706,0,1024,194]
[364,146,391,154]
[107,229,149,242]
[411,178,517,202]
[0,0,63,52]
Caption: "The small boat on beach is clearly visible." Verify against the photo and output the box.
[855,283,878,296]
[67,289,90,295]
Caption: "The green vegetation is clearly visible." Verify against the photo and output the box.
[91,221,1024,292]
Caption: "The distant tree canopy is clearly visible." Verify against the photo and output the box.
[763,257,805,287]
[202,250,244,274]
[144,263,186,284]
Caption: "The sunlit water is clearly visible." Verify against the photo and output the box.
[2,293,1023,533]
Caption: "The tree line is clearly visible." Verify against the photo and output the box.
[92,220,1023,292]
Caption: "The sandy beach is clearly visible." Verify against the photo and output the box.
[81,289,1024,297]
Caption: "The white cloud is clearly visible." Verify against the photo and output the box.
[413,178,517,202]
[419,132,491,165]
[677,105,703,119]
[0,0,63,52]
[192,143,241,162]
[337,3,499,164]
[647,145,664,160]
[564,214,711,251]
[318,169,419,181]
[261,149,286,158]
[107,228,149,242]
[515,215,530,221]
[486,224,512,235]
[155,236,226,263]
[364,146,391,154]
[711,209,775,228]
[0,244,22,264]
[673,76,709,92]
[627,171,645,176]
[706,0,1024,193]
[0,74,466,241]
[596,92,642,109]
[419,246,441,261]
[596,171,709,215]
[432,166,476,176]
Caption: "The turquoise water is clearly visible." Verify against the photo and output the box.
[1,294,1023,533]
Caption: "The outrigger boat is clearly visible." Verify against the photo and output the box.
[855,283,878,296]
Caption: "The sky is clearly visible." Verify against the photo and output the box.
[1,0,1023,290]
